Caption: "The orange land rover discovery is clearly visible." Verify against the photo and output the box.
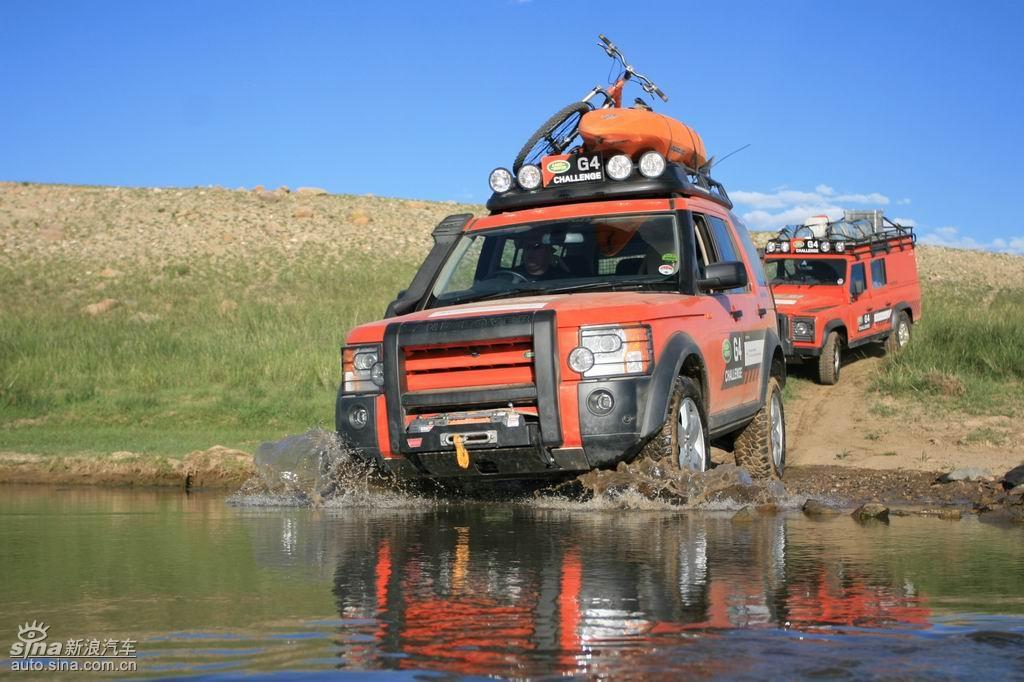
[336,157,789,482]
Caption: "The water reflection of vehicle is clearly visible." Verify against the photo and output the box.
[322,510,931,676]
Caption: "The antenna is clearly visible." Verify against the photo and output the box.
[710,143,751,170]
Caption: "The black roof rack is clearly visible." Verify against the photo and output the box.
[765,213,915,258]
[486,162,732,213]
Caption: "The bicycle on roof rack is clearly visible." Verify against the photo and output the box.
[512,35,669,172]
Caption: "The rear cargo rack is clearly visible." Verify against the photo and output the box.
[486,162,732,213]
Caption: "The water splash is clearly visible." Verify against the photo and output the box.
[228,428,437,509]
[530,458,802,512]
[229,430,798,512]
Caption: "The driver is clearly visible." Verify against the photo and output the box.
[518,238,566,281]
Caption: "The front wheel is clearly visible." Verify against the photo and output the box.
[513,101,592,172]
[734,377,786,479]
[638,376,710,473]
[884,311,911,354]
[817,331,841,385]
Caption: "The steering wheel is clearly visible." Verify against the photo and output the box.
[492,269,531,284]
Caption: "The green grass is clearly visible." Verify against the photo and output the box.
[0,248,415,456]
[874,284,1024,414]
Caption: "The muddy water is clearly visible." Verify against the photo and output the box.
[2,486,1023,679]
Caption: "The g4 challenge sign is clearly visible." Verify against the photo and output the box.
[721,331,766,389]
[9,621,137,673]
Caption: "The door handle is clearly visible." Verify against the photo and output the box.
[757,307,768,318]
[730,309,743,320]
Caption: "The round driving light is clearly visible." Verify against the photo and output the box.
[568,347,595,374]
[353,352,377,371]
[370,362,385,386]
[606,154,633,181]
[489,167,513,193]
[348,405,369,429]
[794,322,810,337]
[639,151,666,178]
[587,390,615,416]
[516,164,542,190]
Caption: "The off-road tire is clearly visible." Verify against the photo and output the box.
[637,376,710,472]
[734,377,786,479]
[884,311,911,354]
[817,331,841,385]
[513,101,592,172]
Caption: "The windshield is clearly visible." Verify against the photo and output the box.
[429,214,680,307]
[765,258,846,286]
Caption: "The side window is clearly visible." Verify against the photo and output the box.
[850,263,867,296]
[731,213,768,288]
[706,216,742,263]
[871,259,887,288]
[499,239,518,269]
[692,214,714,277]
[696,214,748,293]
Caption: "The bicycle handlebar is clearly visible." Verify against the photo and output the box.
[596,34,669,102]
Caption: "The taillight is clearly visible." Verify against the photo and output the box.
[341,344,384,394]
[568,325,653,378]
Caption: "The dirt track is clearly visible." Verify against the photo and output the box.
[785,350,1021,474]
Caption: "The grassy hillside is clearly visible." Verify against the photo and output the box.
[1,182,1022,457]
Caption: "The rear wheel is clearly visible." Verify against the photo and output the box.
[817,331,841,385]
[638,376,710,473]
[734,377,786,479]
[885,311,911,354]
[513,101,592,172]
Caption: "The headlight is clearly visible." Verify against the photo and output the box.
[342,344,384,393]
[568,347,595,373]
[570,325,652,378]
[606,154,633,181]
[793,319,814,341]
[516,164,542,190]
[638,151,666,178]
[489,167,513,193]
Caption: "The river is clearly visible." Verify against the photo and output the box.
[2,485,1022,679]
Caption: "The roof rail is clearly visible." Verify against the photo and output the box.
[486,162,732,213]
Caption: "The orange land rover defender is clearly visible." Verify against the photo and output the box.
[335,158,789,482]
[764,212,922,385]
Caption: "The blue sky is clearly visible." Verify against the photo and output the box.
[3,1,1022,253]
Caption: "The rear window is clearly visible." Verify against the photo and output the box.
[871,259,887,287]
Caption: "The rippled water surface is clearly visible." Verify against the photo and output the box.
[2,485,1023,679]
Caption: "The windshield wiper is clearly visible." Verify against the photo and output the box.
[538,278,675,295]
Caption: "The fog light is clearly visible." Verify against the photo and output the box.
[517,164,542,190]
[638,151,666,178]
[568,347,595,373]
[489,167,513,193]
[348,405,369,430]
[587,389,615,416]
[606,154,632,181]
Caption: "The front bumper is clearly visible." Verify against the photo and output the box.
[336,374,653,480]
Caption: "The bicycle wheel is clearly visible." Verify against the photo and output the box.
[513,101,592,172]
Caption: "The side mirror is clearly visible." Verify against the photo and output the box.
[698,261,748,292]
[851,279,865,298]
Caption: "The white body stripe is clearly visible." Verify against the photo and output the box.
[428,302,549,317]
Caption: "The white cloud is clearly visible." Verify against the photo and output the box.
[918,226,1024,255]
[732,185,889,231]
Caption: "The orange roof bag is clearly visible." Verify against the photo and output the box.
[578,108,708,169]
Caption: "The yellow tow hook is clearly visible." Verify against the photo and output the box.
[454,434,470,469]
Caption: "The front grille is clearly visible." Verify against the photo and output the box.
[383,310,562,452]
[403,337,534,393]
